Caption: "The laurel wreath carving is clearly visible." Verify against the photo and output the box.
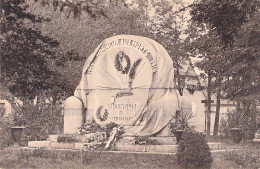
[129,58,142,81]
[114,51,131,74]
[96,106,109,122]
[114,51,143,88]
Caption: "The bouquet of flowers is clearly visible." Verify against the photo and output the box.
[79,119,124,151]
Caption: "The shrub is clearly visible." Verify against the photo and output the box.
[219,118,230,137]
[219,109,257,140]
[1,103,63,148]
[57,135,78,143]
[133,136,160,145]
[21,104,63,141]
[170,108,194,136]
[224,150,259,168]
[0,106,5,117]
[177,129,213,168]
[0,117,13,149]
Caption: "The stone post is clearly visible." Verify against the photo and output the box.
[63,96,84,134]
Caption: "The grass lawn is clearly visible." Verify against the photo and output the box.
[0,142,259,169]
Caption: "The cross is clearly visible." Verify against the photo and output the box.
[201,99,214,105]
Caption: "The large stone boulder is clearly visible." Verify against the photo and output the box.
[67,35,189,136]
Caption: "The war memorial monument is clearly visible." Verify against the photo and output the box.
[64,34,189,136]
[28,35,225,152]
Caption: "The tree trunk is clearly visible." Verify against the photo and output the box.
[52,90,58,106]
[213,78,221,136]
[207,70,212,136]
[250,101,257,139]
[176,59,183,96]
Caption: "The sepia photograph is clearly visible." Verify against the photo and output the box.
[0,0,259,168]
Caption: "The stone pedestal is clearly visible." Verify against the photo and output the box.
[64,96,84,134]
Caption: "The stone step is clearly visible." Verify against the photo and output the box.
[116,136,176,145]
[111,144,178,153]
[112,142,225,153]
[28,141,85,150]
[28,141,51,148]
[28,140,225,153]
[50,142,75,149]
[208,142,226,150]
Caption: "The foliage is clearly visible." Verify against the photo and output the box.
[220,108,258,140]
[28,0,147,58]
[220,13,260,100]
[177,129,213,168]
[190,0,260,101]
[57,135,78,143]
[0,0,62,100]
[0,148,180,169]
[0,106,5,117]
[84,132,108,151]
[133,136,160,145]
[23,105,63,141]
[6,103,64,142]
[0,117,13,149]
[190,1,260,136]
[79,120,124,150]
[219,118,230,138]
[104,122,121,137]
[32,0,115,19]
[226,110,247,129]
[191,0,259,45]
[80,120,120,137]
[0,148,84,169]
[23,0,148,96]
[224,150,260,168]
[148,1,191,95]
[79,119,104,134]
[170,108,194,135]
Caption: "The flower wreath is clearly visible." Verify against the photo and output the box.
[114,51,131,74]
[96,106,109,121]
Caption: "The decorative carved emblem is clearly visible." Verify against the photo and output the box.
[96,106,109,121]
[114,51,142,88]
[129,58,142,84]
[111,51,143,104]
[114,51,131,74]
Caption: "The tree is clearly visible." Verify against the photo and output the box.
[148,1,192,96]
[1,0,149,103]
[20,0,149,99]
[0,0,59,102]
[190,0,260,136]
[188,29,225,135]
[191,0,259,46]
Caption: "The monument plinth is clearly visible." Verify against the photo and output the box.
[64,35,189,137]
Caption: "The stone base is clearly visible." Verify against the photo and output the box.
[208,142,226,150]
[111,144,178,153]
[116,136,176,145]
[28,141,51,148]
[111,141,225,153]
[50,142,75,149]
[28,141,85,150]
[27,134,226,153]
[27,141,226,154]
